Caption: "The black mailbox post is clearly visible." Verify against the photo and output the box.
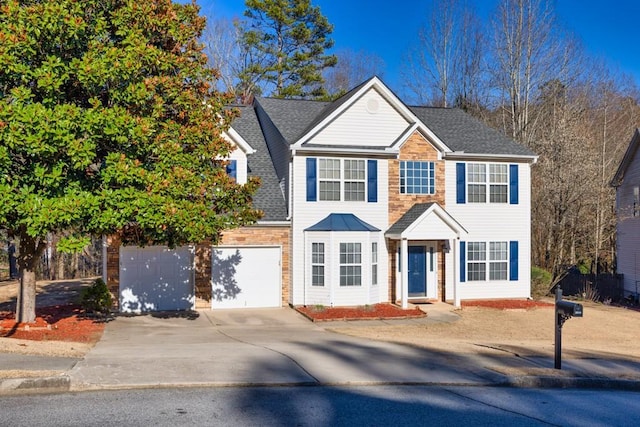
[555,286,583,369]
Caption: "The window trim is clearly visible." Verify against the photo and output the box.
[467,241,510,282]
[371,242,378,286]
[311,242,325,287]
[466,162,510,204]
[339,242,362,287]
[399,160,436,195]
[316,158,369,202]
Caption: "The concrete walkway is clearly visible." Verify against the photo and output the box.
[3,304,640,394]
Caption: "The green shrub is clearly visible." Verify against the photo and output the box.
[80,278,113,315]
[531,266,552,299]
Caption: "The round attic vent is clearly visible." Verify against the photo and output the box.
[366,98,380,114]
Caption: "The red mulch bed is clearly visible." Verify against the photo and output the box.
[0,304,105,343]
[462,299,553,310]
[296,303,426,322]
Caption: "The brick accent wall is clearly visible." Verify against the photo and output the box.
[388,131,445,224]
[386,131,447,303]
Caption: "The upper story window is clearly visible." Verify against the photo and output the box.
[400,161,435,194]
[307,157,377,203]
[467,163,508,203]
[318,158,366,202]
[634,186,639,217]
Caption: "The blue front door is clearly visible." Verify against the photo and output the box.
[408,246,426,297]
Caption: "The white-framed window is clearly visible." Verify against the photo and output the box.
[344,159,366,201]
[371,242,378,285]
[400,161,435,194]
[467,163,508,203]
[489,242,508,280]
[318,158,366,201]
[340,242,362,286]
[634,186,639,217]
[319,159,341,201]
[311,243,325,286]
[467,241,509,281]
[467,242,486,281]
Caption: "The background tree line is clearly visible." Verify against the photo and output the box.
[204,0,640,278]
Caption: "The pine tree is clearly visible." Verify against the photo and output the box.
[241,0,337,99]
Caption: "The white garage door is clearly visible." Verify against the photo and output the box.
[119,246,195,313]
[211,246,281,309]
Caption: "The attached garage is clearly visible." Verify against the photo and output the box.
[211,246,282,309]
[119,246,195,313]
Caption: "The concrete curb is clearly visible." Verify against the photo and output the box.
[501,375,640,391]
[0,375,71,396]
[4,374,640,395]
[65,376,640,393]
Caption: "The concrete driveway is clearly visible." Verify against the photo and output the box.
[69,308,502,390]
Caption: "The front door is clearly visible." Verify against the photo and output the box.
[408,244,438,299]
[408,246,426,297]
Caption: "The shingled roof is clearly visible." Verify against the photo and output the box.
[229,79,535,220]
[410,107,536,156]
[230,106,288,221]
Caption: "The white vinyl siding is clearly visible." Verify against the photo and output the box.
[307,89,411,147]
[445,160,532,301]
[615,149,640,297]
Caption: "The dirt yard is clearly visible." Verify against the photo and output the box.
[330,301,640,362]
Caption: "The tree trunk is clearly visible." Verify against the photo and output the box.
[16,233,46,323]
[17,268,37,323]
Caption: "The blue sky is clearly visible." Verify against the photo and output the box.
[195,0,640,95]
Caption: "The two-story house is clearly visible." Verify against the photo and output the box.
[611,129,640,303]
[106,77,537,312]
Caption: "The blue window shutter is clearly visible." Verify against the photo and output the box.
[306,157,317,202]
[509,164,519,205]
[226,160,237,180]
[459,241,466,282]
[509,241,519,281]
[456,163,466,204]
[367,159,378,202]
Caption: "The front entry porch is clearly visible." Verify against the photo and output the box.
[386,203,468,308]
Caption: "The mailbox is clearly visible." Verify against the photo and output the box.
[556,300,583,317]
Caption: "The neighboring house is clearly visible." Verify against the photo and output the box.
[104,77,537,312]
[611,129,640,302]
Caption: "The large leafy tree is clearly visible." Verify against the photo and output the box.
[0,0,261,322]
[241,0,337,99]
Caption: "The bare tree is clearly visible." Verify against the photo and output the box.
[402,0,486,109]
[323,49,386,98]
[203,16,268,103]
[491,0,567,146]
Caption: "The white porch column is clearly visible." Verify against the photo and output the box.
[453,238,461,309]
[401,238,409,309]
